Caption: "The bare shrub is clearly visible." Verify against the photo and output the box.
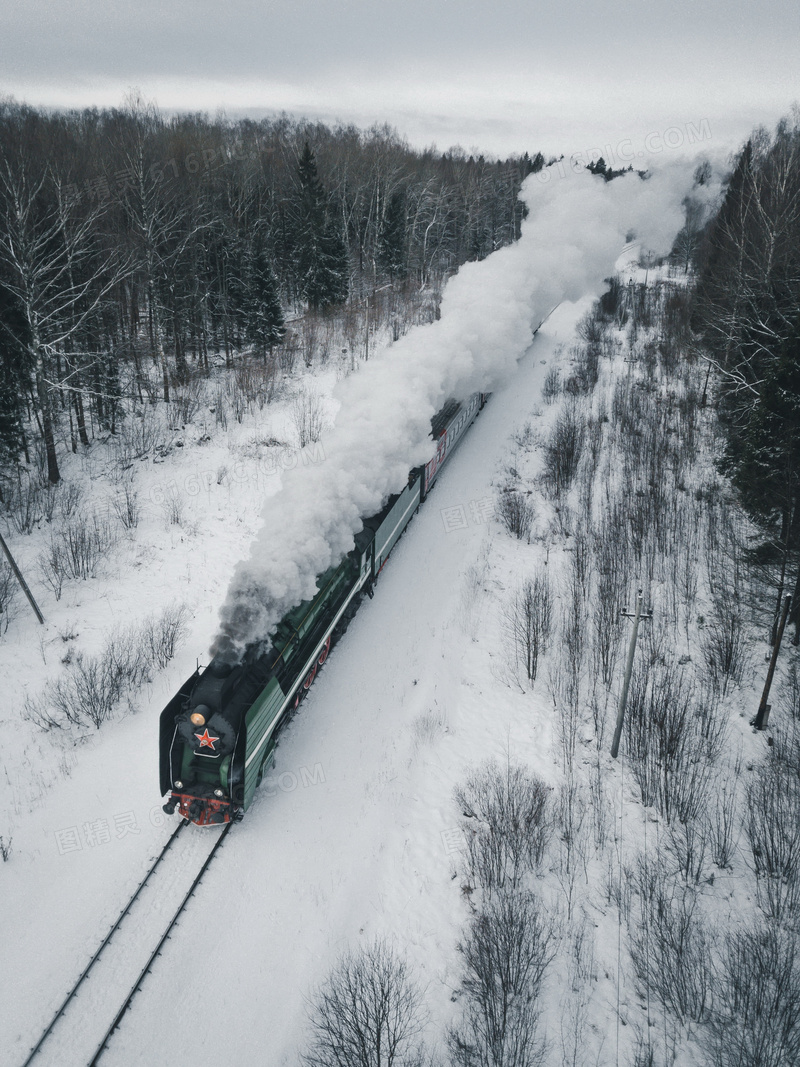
[57,483,84,520]
[455,761,551,894]
[25,609,187,732]
[300,313,320,368]
[168,379,204,428]
[114,405,165,462]
[161,486,185,526]
[555,777,589,919]
[745,756,800,921]
[667,815,709,885]
[576,307,608,345]
[496,490,533,542]
[38,539,64,601]
[143,604,189,669]
[570,342,600,395]
[302,938,427,1067]
[111,481,140,530]
[588,757,612,849]
[234,355,278,410]
[293,387,326,448]
[550,653,583,772]
[704,924,800,1067]
[592,519,628,687]
[411,704,448,747]
[38,512,117,596]
[3,478,44,534]
[542,365,561,403]
[212,385,229,429]
[624,663,715,825]
[26,626,149,730]
[701,598,749,697]
[542,402,585,499]
[448,890,555,1067]
[279,331,299,374]
[628,862,712,1025]
[503,571,553,685]
[708,777,739,869]
[0,560,19,634]
[559,919,596,1067]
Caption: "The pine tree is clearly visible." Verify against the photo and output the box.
[294,142,349,310]
[0,277,32,474]
[729,316,800,523]
[378,189,407,279]
[246,240,285,356]
[321,219,349,306]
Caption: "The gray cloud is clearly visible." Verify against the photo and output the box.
[2,0,799,155]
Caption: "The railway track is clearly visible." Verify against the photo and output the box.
[20,820,231,1067]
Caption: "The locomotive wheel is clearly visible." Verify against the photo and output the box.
[292,638,331,709]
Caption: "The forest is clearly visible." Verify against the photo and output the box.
[0,97,542,491]
[692,115,800,636]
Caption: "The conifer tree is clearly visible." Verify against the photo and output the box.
[378,189,407,279]
[246,240,285,356]
[294,142,349,310]
[0,278,30,473]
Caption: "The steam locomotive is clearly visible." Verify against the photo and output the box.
[159,392,488,825]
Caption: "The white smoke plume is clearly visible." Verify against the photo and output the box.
[212,160,697,661]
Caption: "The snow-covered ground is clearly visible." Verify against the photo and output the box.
[5,163,788,1067]
[0,297,578,1064]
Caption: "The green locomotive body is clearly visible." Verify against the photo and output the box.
[159,392,486,825]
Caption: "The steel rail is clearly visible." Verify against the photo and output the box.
[20,819,189,1067]
[88,821,232,1065]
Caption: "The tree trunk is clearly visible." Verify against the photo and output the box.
[36,369,60,484]
[74,389,90,447]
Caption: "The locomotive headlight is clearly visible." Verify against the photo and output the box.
[174,780,183,789]
[214,788,224,798]
[190,712,206,727]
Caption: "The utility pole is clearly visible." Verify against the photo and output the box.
[611,589,651,759]
[754,593,791,730]
[0,529,44,624]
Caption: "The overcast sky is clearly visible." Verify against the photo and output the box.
[2,0,798,160]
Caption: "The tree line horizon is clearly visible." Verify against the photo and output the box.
[0,98,544,486]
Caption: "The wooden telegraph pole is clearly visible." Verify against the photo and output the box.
[0,529,44,624]
[754,593,791,731]
[611,589,652,759]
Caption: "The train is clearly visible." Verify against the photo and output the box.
[159,391,489,825]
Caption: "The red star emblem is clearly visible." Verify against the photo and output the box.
[194,728,220,750]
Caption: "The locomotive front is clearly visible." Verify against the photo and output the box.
[160,660,245,825]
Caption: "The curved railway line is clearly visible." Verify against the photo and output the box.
[20,821,231,1067]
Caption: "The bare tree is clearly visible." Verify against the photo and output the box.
[496,490,534,542]
[503,571,553,685]
[0,142,127,482]
[628,858,712,1026]
[303,939,428,1067]
[745,755,800,921]
[704,923,800,1067]
[292,386,326,448]
[455,761,551,894]
[448,891,555,1067]
[542,402,585,500]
